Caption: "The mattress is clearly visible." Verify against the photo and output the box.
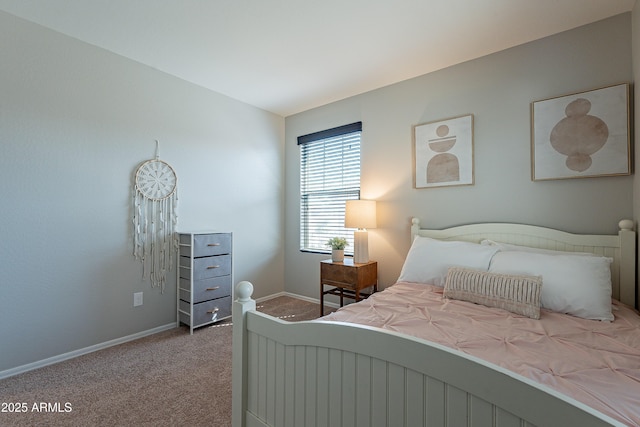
[322,282,640,426]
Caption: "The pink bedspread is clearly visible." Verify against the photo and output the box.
[322,282,640,426]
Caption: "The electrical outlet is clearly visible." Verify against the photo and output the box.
[133,292,143,307]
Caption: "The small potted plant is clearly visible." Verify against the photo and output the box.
[327,237,348,262]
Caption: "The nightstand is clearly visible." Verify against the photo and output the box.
[320,259,378,316]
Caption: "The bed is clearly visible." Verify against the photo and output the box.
[232,218,638,427]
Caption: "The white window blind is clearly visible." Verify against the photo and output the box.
[299,122,362,253]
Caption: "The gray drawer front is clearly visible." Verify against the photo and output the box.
[179,296,231,327]
[179,254,231,280]
[179,275,232,304]
[179,233,231,257]
[193,255,231,280]
[188,233,231,257]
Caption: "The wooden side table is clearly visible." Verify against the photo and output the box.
[320,259,378,316]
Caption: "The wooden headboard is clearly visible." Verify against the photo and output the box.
[411,218,637,309]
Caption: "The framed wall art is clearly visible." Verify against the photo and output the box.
[531,83,630,181]
[414,114,474,188]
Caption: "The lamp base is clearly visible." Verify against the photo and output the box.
[353,229,369,264]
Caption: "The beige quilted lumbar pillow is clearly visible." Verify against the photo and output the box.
[444,267,542,319]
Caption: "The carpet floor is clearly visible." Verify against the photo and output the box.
[0,296,333,427]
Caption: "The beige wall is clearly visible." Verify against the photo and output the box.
[285,14,634,299]
[0,11,285,373]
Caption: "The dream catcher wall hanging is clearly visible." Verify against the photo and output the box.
[132,141,178,293]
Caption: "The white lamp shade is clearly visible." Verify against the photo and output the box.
[345,200,377,229]
[345,200,376,263]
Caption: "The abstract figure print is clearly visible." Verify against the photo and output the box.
[532,83,629,180]
[414,114,474,188]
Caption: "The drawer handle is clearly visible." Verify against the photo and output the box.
[207,308,220,314]
[207,243,221,247]
[207,265,220,269]
[206,286,220,291]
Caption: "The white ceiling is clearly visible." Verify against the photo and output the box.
[0,0,635,116]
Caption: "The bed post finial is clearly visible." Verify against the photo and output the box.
[411,217,421,239]
[236,281,254,302]
[619,219,634,231]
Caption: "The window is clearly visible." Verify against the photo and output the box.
[299,122,362,254]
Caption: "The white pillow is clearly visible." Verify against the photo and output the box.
[398,236,499,286]
[480,239,596,257]
[489,251,613,321]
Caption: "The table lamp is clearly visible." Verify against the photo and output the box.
[345,200,377,263]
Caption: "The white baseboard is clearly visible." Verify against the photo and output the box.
[0,323,176,380]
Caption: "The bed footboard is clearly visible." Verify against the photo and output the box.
[232,281,620,427]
